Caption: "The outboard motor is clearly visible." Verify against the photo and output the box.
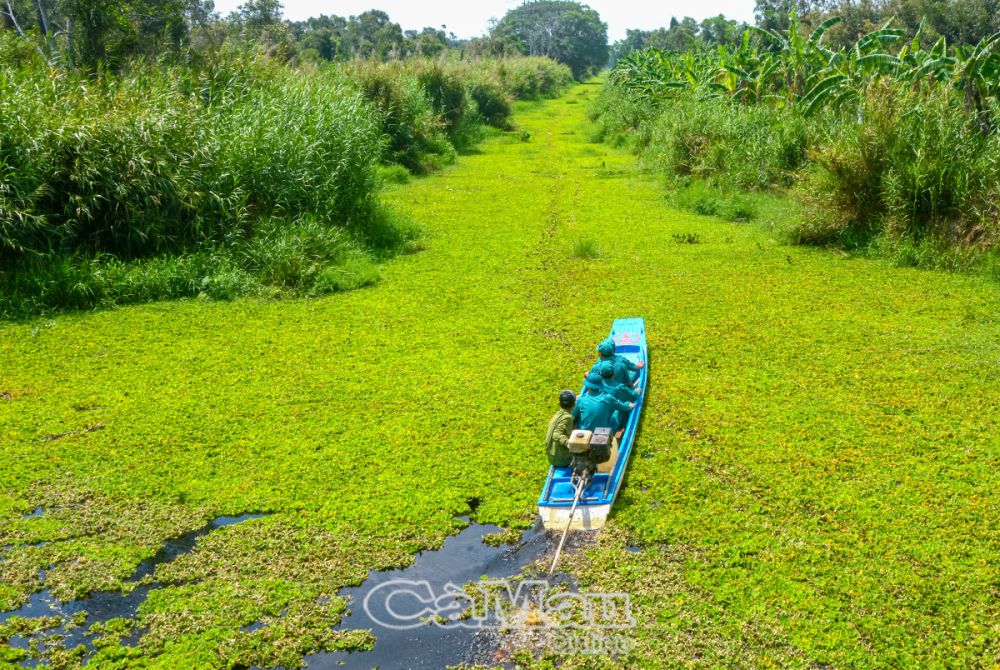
[565,428,612,483]
[566,429,593,482]
[589,427,612,464]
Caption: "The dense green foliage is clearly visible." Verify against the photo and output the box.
[0,0,576,317]
[611,16,749,62]
[287,10,465,62]
[3,84,999,668]
[595,16,1000,268]
[1,0,603,80]
[611,15,1000,118]
[612,0,1000,63]
[756,0,1000,48]
[0,52,380,260]
[0,37,570,317]
[490,0,609,78]
[340,57,571,172]
[0,0,458,68]
[0,48,392,317]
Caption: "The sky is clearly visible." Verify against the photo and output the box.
[210,0,758,42]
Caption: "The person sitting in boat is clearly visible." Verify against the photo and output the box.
[573,372,635,437]
[545,390,576,468]
[599,361,640,403]
[589,338,644,388]
[598,361,640,436]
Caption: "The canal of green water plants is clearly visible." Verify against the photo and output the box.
[2,81,999,668]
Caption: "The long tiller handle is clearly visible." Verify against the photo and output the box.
[547,474,587,578]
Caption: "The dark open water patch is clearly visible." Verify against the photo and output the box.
[0,513,267,666]
[305,520,550,670]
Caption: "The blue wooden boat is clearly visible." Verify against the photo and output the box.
[538,318,647,530]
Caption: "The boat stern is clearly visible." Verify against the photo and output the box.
[539,503,609,531]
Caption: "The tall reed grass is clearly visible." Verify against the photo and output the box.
[0,39,570,318]
[1,52,382,261]
[337,57,572,172]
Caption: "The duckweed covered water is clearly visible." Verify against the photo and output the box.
[0,514,265,664]
[308,520,548,670]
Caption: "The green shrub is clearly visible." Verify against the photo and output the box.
[361,205,422,256]
[878,88,1000,245]
[239,217,354,288]
[313,254,381,293]
[489,57,573,99]
[572,238,602,258]
[0,251,261,317]
[672,182,758,222]
[337,57,563,169]
[0,215,391,317]
[589,87,811,190]
[408,60,472,139]
[217,68,383,230]
[377,164,411,185]
[586,86,662,148]
[794,83,1000,250]
[336,61,452,174]
[465,75,512,128]
[644,95,810,191]
[0,54,385,263]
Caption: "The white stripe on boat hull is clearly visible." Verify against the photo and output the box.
[538,504,610,531]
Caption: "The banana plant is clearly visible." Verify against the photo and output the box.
[608,10,1000,125]
[799,22,904,116]
[950,32,1000,130]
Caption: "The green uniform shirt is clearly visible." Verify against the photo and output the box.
[590,355,638,387]
[545,409,574,467]
[572,391,632,433]
[615,353,639,374]
[603,380,639,403]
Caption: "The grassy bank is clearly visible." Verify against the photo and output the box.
[0,42,570,319]
[593,20,1000,278]
[2,83,999,668]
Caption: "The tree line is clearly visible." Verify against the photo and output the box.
[611,0,1000,62]
[756,0,1000,48]
[0,0,610,77]
[0,0,461,67]
[611,16,750,61]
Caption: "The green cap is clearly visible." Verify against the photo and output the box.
[583,372,604,391]
[598,360,615,379]
[596,338,615,357]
